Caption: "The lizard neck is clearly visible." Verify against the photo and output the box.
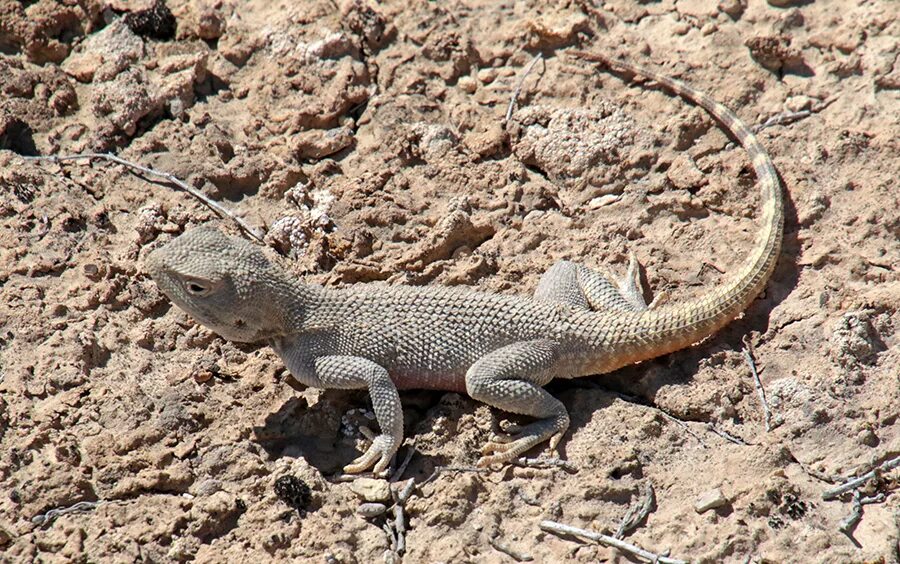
[268,274,331,335]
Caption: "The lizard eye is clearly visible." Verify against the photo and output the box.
[184,279,211,296]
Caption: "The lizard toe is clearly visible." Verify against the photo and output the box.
[477,414,570,467]
[477,435,544,467]
[343,434,397,475]
[480,441,509,456]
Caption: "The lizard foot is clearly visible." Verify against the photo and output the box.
[476,415,568,468]
[615,252,650,311]
[343,434,398,476]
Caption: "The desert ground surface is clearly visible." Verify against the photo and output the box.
[1,0,898,562]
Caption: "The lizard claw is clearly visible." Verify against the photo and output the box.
[343,434,397,476]
[476,417,568,468]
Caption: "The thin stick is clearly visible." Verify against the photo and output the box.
[393,503,406,553]
[32,500,104,526]
[419,465,486,487]
[23,153,265,243]
[505,53,544,123]
[706,423,750,446]
[387,475,414,556]
[615,483,656,539]
[752,96,837,133]
[838,490,885,540]
[390,438,417,482]
[612,391,708,447]
[742,336,772,432]
[822,454,900,501]
[490,538,534,562]
[540,520,688,564]
[513,457,578,473]
[658,410,707,446]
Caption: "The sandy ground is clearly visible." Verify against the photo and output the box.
[1,0,898,562]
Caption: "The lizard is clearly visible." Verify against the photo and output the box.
[146,51,784,475]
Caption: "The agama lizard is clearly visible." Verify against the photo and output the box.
[147,52,784,474]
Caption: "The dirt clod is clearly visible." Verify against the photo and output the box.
[273,475,312,512]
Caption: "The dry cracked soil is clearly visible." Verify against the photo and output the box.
[0,0,898,562]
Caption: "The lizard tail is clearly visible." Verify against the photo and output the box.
[570,51,785,373]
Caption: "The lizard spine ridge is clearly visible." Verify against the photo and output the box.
[571,51,785,373]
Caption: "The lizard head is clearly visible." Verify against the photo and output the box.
[146,226,289,343]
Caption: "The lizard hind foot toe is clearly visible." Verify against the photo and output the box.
[477,436,544,467]
[476,412,570,468]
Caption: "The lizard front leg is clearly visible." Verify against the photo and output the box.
[272,339,403,475]
[313,356,404,475]
[465,339,569,467]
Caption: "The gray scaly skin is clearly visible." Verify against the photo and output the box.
[147,53,783,475]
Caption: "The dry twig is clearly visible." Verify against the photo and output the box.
[706,423,750,446]
[420,465,486,487]
[540,520,687,564]
[32,500,104,527]
[838,490,886,544]
[822,454,900,501]
[615,483,656,539]
[390,438,418,482]
[23,153,265,243]
[612,391,708,447]
[752,96,837,133]
[383,478,416,556]
[513,457,578,473]
[505,53,544,123]
[742,336,773,432]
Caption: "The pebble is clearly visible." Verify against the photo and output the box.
[477,68,498,84]
[695,488,729,513]
[458,76,477,94]
[357,502,388,518]
[348,478,391,502]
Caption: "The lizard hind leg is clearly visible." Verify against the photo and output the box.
[535,259,653,313]
[605,252,650,312]
[465,339,570,467]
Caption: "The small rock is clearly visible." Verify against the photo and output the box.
[785,95,813,113]
[589,194,622,209]
[667,153,707,190]
[745,35,804,73]
[0,526,10,546]
[82,263,101,280]
[356,502,388,518]
[672,21,691,36]
[857,428,879,447]
[293,127,354,160]
[348,477,391,502]
[695,488,729,513]
[458,76,477,94]
[718,0,746,18]
[477,68,498,84]
[197,5,226,40]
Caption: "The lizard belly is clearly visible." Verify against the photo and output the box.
[390,369,468,392]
